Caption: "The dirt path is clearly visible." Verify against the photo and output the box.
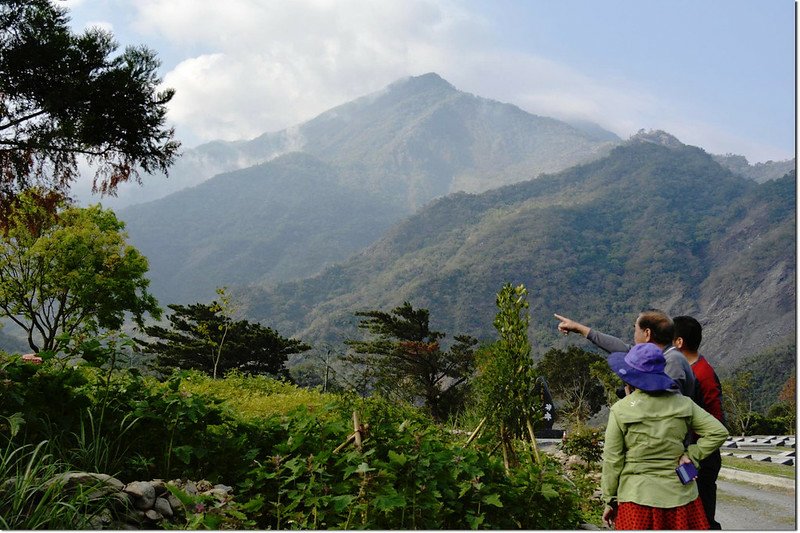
[716,478,795,530]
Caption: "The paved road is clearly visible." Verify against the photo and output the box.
[716,478,795,530]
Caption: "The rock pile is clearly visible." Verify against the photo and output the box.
[54,472,234,529]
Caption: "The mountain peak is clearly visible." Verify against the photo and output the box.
[628,129,685,149]
[386,72,456,94]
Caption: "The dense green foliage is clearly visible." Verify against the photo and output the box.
[0,346,587,529]
[0,192,160,352]
[535,346,613,425]
[0,0,178,222]
[719,338,796,413]
[137,295,309,379]
[344,302,477,421]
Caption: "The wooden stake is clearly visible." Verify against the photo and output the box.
[353,411,363,450]
[465,416,487,445]
[525,417,541,464]
[500,426,510,475]
[333,433,356,454]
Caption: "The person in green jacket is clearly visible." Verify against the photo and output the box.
[601,342,729,530]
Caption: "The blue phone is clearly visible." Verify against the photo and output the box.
[675,462,698,484]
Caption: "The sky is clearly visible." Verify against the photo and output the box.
[62,0,795,170]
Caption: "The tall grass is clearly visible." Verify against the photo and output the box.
[0,413,113,529]
[67,409,140,475]
[0,439,93,529]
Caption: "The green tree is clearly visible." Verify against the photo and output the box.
[0,191,160,352]
[0,0,179,223]
[344,302,477,421]
[138,297,310,379]
[535,346,610,426]
[722,371,756,436]
[774,376,796,434]
[471,283,541,469]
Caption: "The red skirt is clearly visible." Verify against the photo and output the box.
[615,497,709,530]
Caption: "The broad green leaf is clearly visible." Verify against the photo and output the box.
[387,450,407,465]
[482,493,503,507]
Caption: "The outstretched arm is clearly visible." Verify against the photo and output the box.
[554,314,631,353]
[554,314,591,337]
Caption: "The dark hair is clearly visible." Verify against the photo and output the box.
[638,309,674,345]
[673,315,702,351]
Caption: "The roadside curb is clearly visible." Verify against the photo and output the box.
[718,467,795,489]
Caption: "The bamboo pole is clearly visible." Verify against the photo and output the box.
[333,433,356,454]
[525,417,541,464]
[353,411,363,450]
[500,424,510,475]
[465,416,487,445]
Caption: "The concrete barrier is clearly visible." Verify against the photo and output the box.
[719,467,795,490]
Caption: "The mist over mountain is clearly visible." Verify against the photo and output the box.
[120,73,620,304]
[121,152,407,304]
[237,140,795,372]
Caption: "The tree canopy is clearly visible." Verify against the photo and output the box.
[535,346,612,425]
[345,301,477,421]
[0,190,161,352]
[138,298,310,379]
[0,0,179,224]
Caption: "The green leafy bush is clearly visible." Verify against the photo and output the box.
[1,348,588,529]
[559,425,604,464]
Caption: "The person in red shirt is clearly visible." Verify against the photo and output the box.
[673,315,724,530]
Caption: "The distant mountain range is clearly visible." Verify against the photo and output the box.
[120,73,620,304]
[236,138,795,372]
[102,73,794,376]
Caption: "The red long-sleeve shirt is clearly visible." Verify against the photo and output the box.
[691,355,724,423]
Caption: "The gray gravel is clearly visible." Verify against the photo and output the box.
[716,478,796,530]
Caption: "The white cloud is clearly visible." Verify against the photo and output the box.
[134,0,683,153]
[129,0,489,143]
[67,0,792,164]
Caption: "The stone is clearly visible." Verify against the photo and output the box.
[144,509,162,522]
[722,441,738,448]
[778,450,795,457]
[773,457,794,466]
[749,454,771,462]
[88,508,113,529]
[58,472,125,490]
[124,481,156,510]
[183,480,198,495]
[151,479,167,495]
[204,487,231,500]
[214,483,234,493]
[109,491,134,510]
[733,453,752,459]
[45,471,125,499]
[167,493,184,512]
[154,497,174,518]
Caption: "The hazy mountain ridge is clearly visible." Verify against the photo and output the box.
[712,153,795,183]
[250,73,620,210]
[238,141,794,371]
[122,152,407,304]
[120,73,621,304]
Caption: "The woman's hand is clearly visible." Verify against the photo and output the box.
[603,504,617,528]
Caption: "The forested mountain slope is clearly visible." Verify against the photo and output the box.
[239,141,795,371]
[121,153,407,304]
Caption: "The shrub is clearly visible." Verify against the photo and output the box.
[559,425,604,464]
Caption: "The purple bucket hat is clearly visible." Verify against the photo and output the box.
[607,342,678,392]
